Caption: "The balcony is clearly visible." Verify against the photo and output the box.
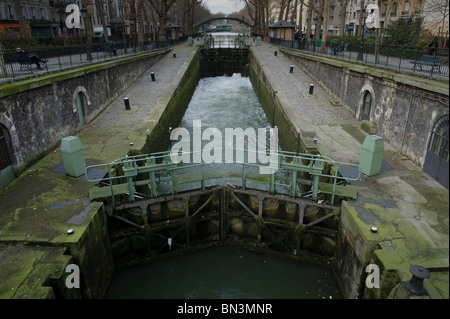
[401,10,410,15]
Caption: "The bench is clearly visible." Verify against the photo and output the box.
[15,54,33,71]
[100,42,117,57]
[410,55,448,73]
[15,53,47,71]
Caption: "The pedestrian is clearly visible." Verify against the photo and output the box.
[427,37,438,56]
[15,48,48,70]
[333,41,345,55]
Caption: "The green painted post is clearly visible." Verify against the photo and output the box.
[311,174,320,201]
[242,164,246,190]
[123,160,136,202]
[108,165,115,206]
[150,171,157,198]
[290,170,297,197]
[256,36,262,46]
[171,170,177,195]
[146,157,157,198]
[269,172,275,194]
[201,164,205,191]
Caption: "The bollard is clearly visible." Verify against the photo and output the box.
[309,84,314,95]
[274,50,278,56]
[173,52,176,58]
[401,265,430,296]
[124,97,130,110]
[151,72,155,81]
[290,65,294,73]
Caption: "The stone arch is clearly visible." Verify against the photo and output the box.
[72,86,92,126]
[0,113,23,167]
[357,84,376,121]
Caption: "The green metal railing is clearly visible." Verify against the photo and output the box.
[85,148,361,205]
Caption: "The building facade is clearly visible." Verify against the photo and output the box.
[268,0,445,38]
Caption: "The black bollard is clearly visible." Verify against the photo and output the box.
[290,65,294,73]
[402,265,430,296]
[151,72,155,81]
[173,52,176,58]
[274,50,278,56]
[124,97,130,110]
[309,84,314,95]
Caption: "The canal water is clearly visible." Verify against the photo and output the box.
[106,245,341,299]
[162,74,289,195]
[105,74,343,299]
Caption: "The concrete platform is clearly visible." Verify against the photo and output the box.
[251,42,449,298]
[0,43,198,298]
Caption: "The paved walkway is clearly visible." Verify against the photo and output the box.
[0,43,198,298]
[252,41,449,298]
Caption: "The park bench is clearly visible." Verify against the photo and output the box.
[410,55,448,73]
[100,42,117,57]
[15,53,47,71]
[336,43,348,56]
[15,54,33,71]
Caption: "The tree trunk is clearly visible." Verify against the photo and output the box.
[358,0,365,37]
[285,0,292,21]
[109,0,117,19]
[137,0,145,47]
[306,0,313,40]
[13,0,29,35]
[339,0,348,39]
[82,0,94,46]
[321,0,329,53]
[95,0,110,41]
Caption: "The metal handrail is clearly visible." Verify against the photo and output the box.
[85,147,360,205]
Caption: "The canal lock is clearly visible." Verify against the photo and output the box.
[89,47,357,295]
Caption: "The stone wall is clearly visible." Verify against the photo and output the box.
[0,50,169,173]
[280,49,449,167]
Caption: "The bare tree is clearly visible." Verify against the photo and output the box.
[358,0,365,37]
[422,0,449,45]
[184,0,202,35]
[82,0,94,47]
[321,0,329,52]
[339,0,348,39]
[305,0,314,40]
[13,0,29,34]
[147,0,178,40]
[95,0,110,41]
[243,0,267,35]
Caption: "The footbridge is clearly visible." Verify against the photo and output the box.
[86,148,360,207]
[194,16,253,30]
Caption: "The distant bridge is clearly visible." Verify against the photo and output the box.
[194,16,253,29]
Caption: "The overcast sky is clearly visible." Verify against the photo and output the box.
[204,0,246,15]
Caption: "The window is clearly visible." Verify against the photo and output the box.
[391,3,397,16]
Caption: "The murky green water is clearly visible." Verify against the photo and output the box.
[105,75,342,299]
[106,245,341,299]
